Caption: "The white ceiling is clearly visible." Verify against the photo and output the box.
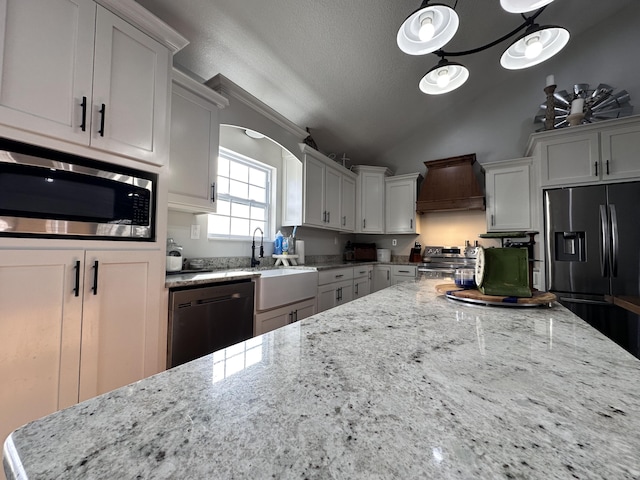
[137,0,633,164]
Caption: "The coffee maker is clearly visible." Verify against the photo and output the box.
[409,242,422,262]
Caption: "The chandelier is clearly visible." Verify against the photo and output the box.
[397,0,570,94]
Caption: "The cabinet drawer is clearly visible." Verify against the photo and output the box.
[318,267,354,285]
[392,265,417,278]
[352,266,372,280]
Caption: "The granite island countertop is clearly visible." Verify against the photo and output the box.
[4,278,640,479]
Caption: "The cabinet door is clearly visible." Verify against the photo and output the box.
[0,0,95,142]
[336,281,354,307]
[372,266,391,292]
[91,6,170,165]
[255,308,290,336]
[341,175,356,232]
[385,177,418,234]
[600,123,640,181]
[360,171,385,233]
[325,166,342,229]
[317,283,337,313]
[303,156,326,227]
[282,154,303,226]
[168,82,220,212]
[294,298,316,322]
[539,132,600,186]
[486,162,532,231]
[79,250,161,401]
[353,278,370,299]
[0,250,83,445]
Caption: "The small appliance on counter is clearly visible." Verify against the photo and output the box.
[377,248,391,263]
[166,238,183,273]
[344,242,377,262]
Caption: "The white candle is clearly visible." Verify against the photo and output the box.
[570,98,585,115]
[546,74,555,87]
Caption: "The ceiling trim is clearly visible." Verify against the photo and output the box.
[172,69,229,109]
[96,0,189,53]
[206,75,308,140]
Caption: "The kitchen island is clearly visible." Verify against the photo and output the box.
[4,278,640,479]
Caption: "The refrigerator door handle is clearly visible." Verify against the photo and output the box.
[609,204,619,277]
[599,204,610,277]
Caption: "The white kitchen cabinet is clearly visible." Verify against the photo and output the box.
[254,298,316,336]
[391,265,417,285]
[282,144,357,232]
[317,267,354,313]
[484,158,537,232]
[372,265,391,292]
[0,248,162,444]
[528,116,640,187]
[353,265,372,299]
[385,173,422,234]
[168,69,228,213]
[340,174,356,232]
[0,0,178,165]
[352,165,393,234]
[79,249,162,401]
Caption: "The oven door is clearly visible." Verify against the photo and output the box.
[418,267,455,280]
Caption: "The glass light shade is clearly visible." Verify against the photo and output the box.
[500,25,569,70]
[419,59,469,94]
[397,3,459,55]
[500,0,554,14]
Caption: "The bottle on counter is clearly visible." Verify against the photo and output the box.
[274,230,283,255]
[282,235,289,254]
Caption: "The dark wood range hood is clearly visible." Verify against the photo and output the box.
[416,153,485,213]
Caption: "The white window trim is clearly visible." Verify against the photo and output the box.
[208,147,275,241]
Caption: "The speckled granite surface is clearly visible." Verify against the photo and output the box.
[5,278,640,479]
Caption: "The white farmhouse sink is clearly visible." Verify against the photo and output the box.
[253,268,318,311]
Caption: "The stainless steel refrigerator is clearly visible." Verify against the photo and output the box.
[544,182,640,358]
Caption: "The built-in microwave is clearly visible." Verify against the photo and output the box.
[0,138,156,240]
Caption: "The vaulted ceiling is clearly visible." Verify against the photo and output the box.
[137,0,634,164]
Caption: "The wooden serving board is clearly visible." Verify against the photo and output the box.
[436,284,557,307]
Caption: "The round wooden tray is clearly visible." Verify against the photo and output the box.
[436,284,557,308]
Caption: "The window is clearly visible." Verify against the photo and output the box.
[208,147,273,239]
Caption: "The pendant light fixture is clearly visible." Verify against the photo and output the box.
[396,1,459,55]
[397,0,569,94]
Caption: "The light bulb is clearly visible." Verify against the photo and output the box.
[524,35,543,59]
[436,68,450,88]
[419,16,435,42]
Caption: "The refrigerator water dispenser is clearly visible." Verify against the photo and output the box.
[555,231,586,262]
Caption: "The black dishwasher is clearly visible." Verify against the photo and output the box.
[167,280,254,368]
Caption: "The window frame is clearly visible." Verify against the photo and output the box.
[207,147,274,241]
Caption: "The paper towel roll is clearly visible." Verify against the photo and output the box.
[296,240,305,264]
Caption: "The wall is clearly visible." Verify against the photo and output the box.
[380,2,640,174]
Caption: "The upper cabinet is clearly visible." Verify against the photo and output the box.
[282,144,357,232]
[527,115,640,187]
[385,173,422,234]
[484,157,539,232]
[0,0,186,165]
[352,165,393,234]
[168,69,229,213]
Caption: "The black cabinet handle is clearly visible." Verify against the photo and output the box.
[289,312,293,324]
[594,161,598,176]
[211,183,216,203]
[410,219,413,229]
[355,283,359,295]
[343,216,346,226]
[73,260,81,297]
[98,103,106,137]
[91,260,99,295]
[80,96,87,132]
[606,160,610,175]
[363,219,366,229]
[294,310,298,323]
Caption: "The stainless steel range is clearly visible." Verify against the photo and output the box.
[418,245,478,279]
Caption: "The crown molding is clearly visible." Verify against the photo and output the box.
[172,69,229,109]
[206,75,308,139]
[96,0,189,53]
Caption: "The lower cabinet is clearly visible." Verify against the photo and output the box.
[0,248,161,444]
[254,297,316,336]
[317,267,354,313]
[353,265,372,300]
[392,265,417,285]
[372,265,391,292]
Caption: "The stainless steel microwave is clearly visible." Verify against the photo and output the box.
[0,138,156,240]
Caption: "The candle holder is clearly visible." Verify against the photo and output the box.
[567,112,585,127]
[543,84,556,130]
